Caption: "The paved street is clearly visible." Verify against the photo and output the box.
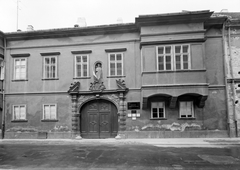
[0,139,240,170]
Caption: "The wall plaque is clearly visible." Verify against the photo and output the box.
[127,102,140,110]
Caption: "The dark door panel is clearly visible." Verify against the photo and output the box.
[80,99,118,139]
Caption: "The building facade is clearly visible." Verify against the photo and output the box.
[223,13,240,137]
[1,10,236,139]
[0,31,4,139]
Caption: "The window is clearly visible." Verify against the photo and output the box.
[43,56,57,79]
[157,46,172,71]
[75,55,89,78]
[14,58,27,80]
[151,102,165,119]
[13,105,26,120]
[109,53,123,76]
[43,104,57,120]
[157,44,190,71]
[0,59,4,80]
[179,101,194,118]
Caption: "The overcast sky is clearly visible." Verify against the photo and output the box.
[0,0,239,32]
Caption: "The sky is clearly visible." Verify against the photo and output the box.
[0,0,240,32]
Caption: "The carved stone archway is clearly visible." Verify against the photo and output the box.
[68,80,128,139]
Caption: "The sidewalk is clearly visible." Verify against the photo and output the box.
[1,138,240,147]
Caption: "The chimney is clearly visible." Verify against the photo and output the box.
[75,17,87,27]
[117,18,123,24]
[220,9,228,12]
[27,25,34,31]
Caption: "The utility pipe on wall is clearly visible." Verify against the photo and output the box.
[228,24,238,137]
[222,21,232,137]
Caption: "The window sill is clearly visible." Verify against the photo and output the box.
[73,77,91,79]
[107,75,126,78]
[142,69,206,74]
[11,120,28,122]
[178,118,196,120]
[12,79,28,82]
[42,78,59,81]
[150,118,167,120]
[41,119,58,122]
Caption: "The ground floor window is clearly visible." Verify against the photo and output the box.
[179,101,194,118]
[43,104,57,120]
[151,102,165,119]
[13,105,26,120]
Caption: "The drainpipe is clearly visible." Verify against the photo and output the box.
[227,23,238,137]
[222,22,231,137]
[2,37,6,139]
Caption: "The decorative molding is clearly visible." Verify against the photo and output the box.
[107,75,126,78]
[142,69,207,74]
[197,96,208,108]
[140,30,206,37]
[169,96,178,109]
[41,119,59,122]
[71,50,92,54]
[140,38,206,48]
[73,77,91,79]
[5,91,68,96]
[89,81,106,91]
[6,39,139,50]
[11,53,30,57]
[5,24,138,41]
[116,79,127,89]
[68,82,81,93]
[103,94,120,106]
[105,48,127,53]
[12,79,28,82]
[142,83,209,88]
[40,52,60,56]
[77,95,95,108]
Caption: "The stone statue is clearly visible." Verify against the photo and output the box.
[95,63,102,81]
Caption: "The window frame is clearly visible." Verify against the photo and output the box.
[43,56,58,79]
[12,104,27,121]
[151,102,166,119]
[156,44,191,71]
[74,54,89,78]
[179,101,194,118]
[108,52,124,77]
[42,104,58,121]
[0,58,4,80]
[13,57,27,80]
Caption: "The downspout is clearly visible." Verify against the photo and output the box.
[222,21,231,137]
[227,23,238,137]
[2,37,6,139]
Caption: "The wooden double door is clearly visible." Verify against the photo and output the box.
[80,99,118,138]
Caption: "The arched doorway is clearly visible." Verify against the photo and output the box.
[80,99,118,139]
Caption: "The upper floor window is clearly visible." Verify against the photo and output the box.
[151,102,165,119]
[109,53,123,76]
[75,55,89,78]
[179,101,194,118]
[14,58,27,80]
[43,56,57,79]
[13,105,26,120]
[157,44,190,71]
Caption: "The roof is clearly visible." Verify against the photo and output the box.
[136,10,214,26]
[5,23,138,41]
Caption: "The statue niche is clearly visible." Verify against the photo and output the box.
[89,62,106,91]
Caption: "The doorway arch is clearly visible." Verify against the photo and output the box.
[80,99,118,138]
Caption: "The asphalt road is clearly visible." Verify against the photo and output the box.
[0,140,240,170]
